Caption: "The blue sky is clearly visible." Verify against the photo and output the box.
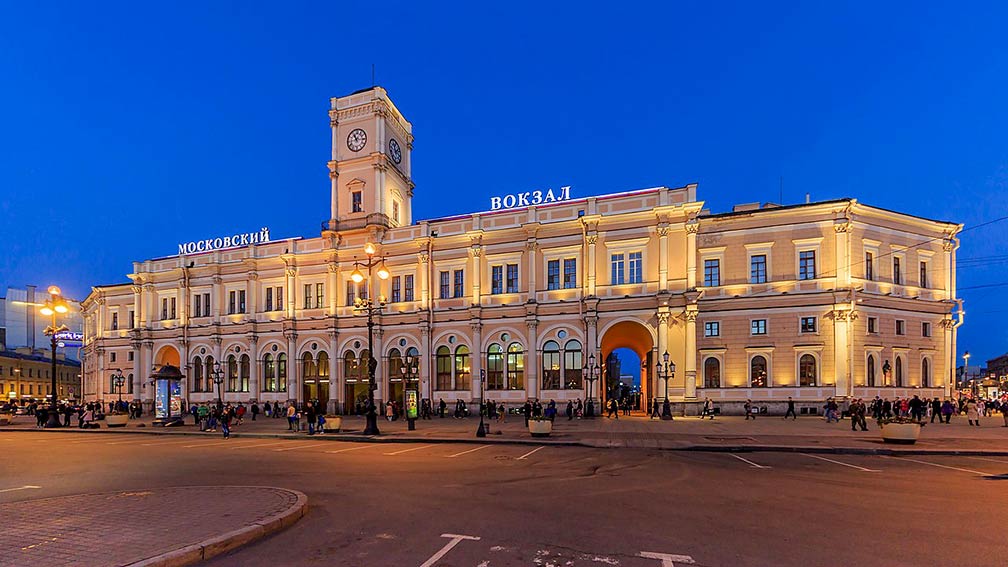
[1,1,1006,362]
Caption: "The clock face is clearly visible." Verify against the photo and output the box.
[347,128,367,152]
[388,138,402,164]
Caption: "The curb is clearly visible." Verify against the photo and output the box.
[127,488,307,567]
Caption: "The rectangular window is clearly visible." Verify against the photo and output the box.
[750,254,767,284]
[893,257,902,285]
[703,259,720,287]
[128,310,134,329]
[404,274,414,301]
[800,316,817,333]
[194,294,203,317]
[391,276,401,303]
[751,319,767,335]
[798,250,817,280]
[865,252,874,281]
[110,352,117,363]
[867,316,878,334]
[506,263,519,293]
[161,298,168,320]
[128,351,134,362]
[203,293,211,316]
[392,200,400,224]
[439,271,450,299]
[238,290,246,313]
[303,284,312,309]
[610,254,625,285]
[919,261,928,288]
[563,258,577,289]
[264,288,272,312]
[628,252,643,284]
[351,191,362,213]
[922,321,931,337]
[275,287,282,311]
[704,321,720,337]
[547,260,560,290]
[896,319,905,335]
[229,291,237,314]
[315,283,324,308]
[453,269,464,298]
[111,312,118,331]
[170,297,176,319]
[346,280,356,306]
[491,265,503,295]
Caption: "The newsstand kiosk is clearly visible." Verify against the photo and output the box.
[151,364,185,427]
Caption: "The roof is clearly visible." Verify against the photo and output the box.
[700,197,959,227]
[0,350,81,367]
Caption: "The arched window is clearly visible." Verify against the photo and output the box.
[435,346,452,390]
[343,352,358,383]
[922,358,930,388]
[264,354,276,392]
[867,355,876,387]
[388,348,403,384]
[564,340,583,389]
[895,357,904,387]
[454,346,471,390]
[302,353,316,381]
[240,354,250,392]
[541,341,561,390]
[486,344,504,390]
[799,354,816,387]
[192,358,203,392]
[507,343,525,390]
[205,356,215,392]
[704,358,720,388]
[277,353,288,391]
[227,355,238,392]
[317,352,329,379]
[750,355,768,388]
[127,373,134,394]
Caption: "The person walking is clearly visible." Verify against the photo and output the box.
[784,397,797,420]
[701,398,714,420]
[566,400,574,421]
[306,402,316,435]
[439,398,447,418]
[286,402,296,431]
[850,398,868,431]
[744,399,755,420]
[929,397,941,423]
[1000,399,1008,427]
[965,398,980,426]
[650,398,660,420]
[607,398,619,419]
[220,409,231,439]
[251,402,260,422]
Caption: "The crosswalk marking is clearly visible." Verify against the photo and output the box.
[384,444,434,456]
[229,441,290,450]
[517,446,545,460]
[802,453,880,472]
[729,454,770,469]
[887,456,991,476]
[325,445,373,454]
[274,442,328,452]
[446,445,490,458]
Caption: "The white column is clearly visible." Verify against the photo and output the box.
[684,309,697,399]
[586,234,597,296]
[658,224,670,291]
[421,325,432,400]
[132,285,142,329]
[285,331,297,402]
[285,268,296,319]
[470,246,482,305]
[526,319,538,401]
[328,330,339,414]
[248,336,259,402]
[834,309,851,398]
[657,311,669,399]
[526,240,538,298]
[142,341,154,408]
[131,342,142,401]
[686,220,699,289]
[328,263,339,315]
[419,251,430,310]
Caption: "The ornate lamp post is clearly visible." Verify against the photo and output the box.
[39,285,69,428]
[962,351,971,396]
[655,350,676,420]
[210,360,225,408]
[476,369,487,437]
[111,369,126,405]
[399,352,420,431]
[582,354,600,418]
[350,242,390,436]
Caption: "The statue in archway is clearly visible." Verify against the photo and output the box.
[882,360,892,384]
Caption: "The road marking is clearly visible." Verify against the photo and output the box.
[182,440,236,448]
[517,446,546,460]
[326,445,373,454]
[138,438,201,447]
[229,441,290,450]
[802,453,880,472]
[967,456,1008,464]
[384,444,434,456]
[729,454,770,469]
[420,533,481,567]
[888,456,991,476]
[0,485,41,493]
[106,438,157,445]
[639,551,696,566]
[446,445,490,458]
[274,442,328,452]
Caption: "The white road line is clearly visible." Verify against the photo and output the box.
[106,438,157,445]
[274,442,328,452]
[729,454,770,469]
[139,439,200,447]
[967,456,1008,464]
[517,446,546,460]
[325,445,373,454]
[384,444,434,456]
[0,485,41,494]
[182,440,237,448]
[229,441,290,450]
[802,453,880,472]
[888,456,991,476]
[446,445,490,458]
[639,551,696,566]
[420,533,481,567]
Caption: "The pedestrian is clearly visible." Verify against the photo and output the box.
[930,397,941,423]
[317,413,326,433]
[701,397,714,420]
[566,400,574,421]
[965,398,980,426]
[236,403,246,425]
[607,398,619,419]
[497,403,506,423]
[439,398,447,418]
[650,398,660,420]
[306,402,316,435]
[522,400,532,427]
[287,402,296,430]
[220,409,231,439]
[251,402,260,421]
[784,396,797,420]
[744,399,755,420]
[1000,399,1008,427]
[850,398,868,431]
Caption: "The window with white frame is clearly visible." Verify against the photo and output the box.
[798,250,816,280]
[893,256,903,285]
[703,259,720,287]
[865,251,874,280]
[922,321,931,337]
[750,254,767,284]
[867,316,878,334]
[895,319,906,335]
[610,253,625,285]
[563,258,577,289]
[404,274,414,301]
[704,321,720,337]
[628,252,643,284]
[800,316,817,333]
[919,260,929,288]
[751,319,767,335]
[798,354,817,387]
[547,260,560,290]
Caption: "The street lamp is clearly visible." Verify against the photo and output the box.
[39,285,69,428]
[655,350,676,420]
[210,360,225,408]
[476,369,487,437]
[582,354,600,418]
[399,352,420,431]
[351,242,390,436]
[111,369,126,406]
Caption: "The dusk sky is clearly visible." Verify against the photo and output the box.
[1,2,1006,362]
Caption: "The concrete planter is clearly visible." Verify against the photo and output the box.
[106,414,130,428]
[880,422,921,444]
[528,419,553,437]
[322,416,342,433]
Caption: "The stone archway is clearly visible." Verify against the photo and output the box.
[154,345,180,369]
[599,320,655,412]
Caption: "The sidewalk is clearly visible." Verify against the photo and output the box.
[4,412,1007,455]
[0,486,306,567]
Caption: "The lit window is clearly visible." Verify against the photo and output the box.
[799,354,817,387]
[704,321,719,337]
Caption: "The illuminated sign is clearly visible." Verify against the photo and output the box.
[490,186,571,211]
[178,227,271,255]
[54,331,84,342]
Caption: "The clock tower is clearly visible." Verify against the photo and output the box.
[325,86,414,233]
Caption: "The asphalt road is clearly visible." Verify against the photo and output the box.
[2,431,1006,567]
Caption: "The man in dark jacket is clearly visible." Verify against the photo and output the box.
[930,397,942,423]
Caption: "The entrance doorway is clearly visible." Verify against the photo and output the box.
[599,320,654,413]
